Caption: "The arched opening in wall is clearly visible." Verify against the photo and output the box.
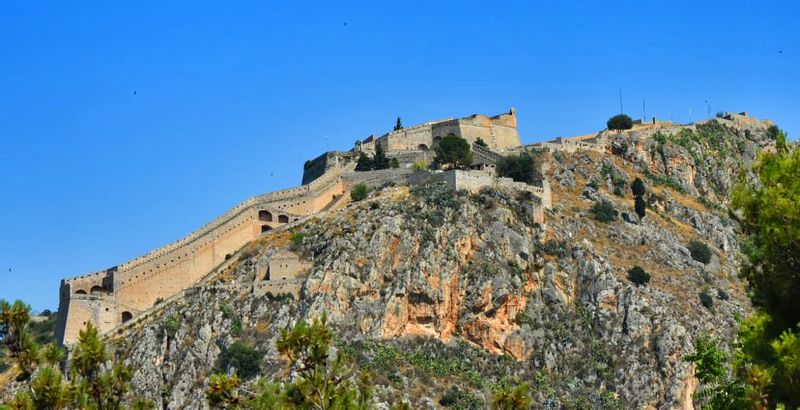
[74,289,87,295]
[90,286,104,294]
[121,311,133,322]
[258,210,273,221]
[418,144,429,151]
[278,215,289,223]
[261,225,272,233]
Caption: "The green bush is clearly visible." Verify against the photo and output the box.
[607,114,633,130]
[217,341,264,380]
[474,137,488,147]
[627,266,651,286]
[221,304,234,319]
[591,200,618,222]
[164,315,180,335]
[350,183,369,201]
[699,289,714,310]
[688,240,712,264]
[434,134,472,169]
[290,232,306,250]
[412,159,429,171]
[496,153,536,184]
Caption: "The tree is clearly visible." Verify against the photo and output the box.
[634,195,647,219]
[354,144,392,172]
[496,153,536,184]
[434,134,472,169]
[207,315,372,409]
[630,177,646,197]
[372,143,391,170]
[0,300,38,379]
[354,152,372,171]
[708,127,800,407]
[627,266,650,286]
[590,200,617,222]
[474,137,488,148]
[607,114,633,131]
[394,116,403,131]
[732,127,800,329]
[1,317,145,409]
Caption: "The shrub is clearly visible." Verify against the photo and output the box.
[586,179,599,190]
[390,158,400,168]
[217,341,264,380]
[221,304,234,319]
[688,240,712,264]
[627,266,651,286]
[631,177,646,197]
[231,318,242,336]
[350,184,369,201]
[634,195,647,219]
[699,289,714,310]
[434,134,472,168]
[412,159,429,171]
[496,153,536,184]
[717,288,730,301]
[290,232,306,250]
[474,137,488,147]
[163,315,179,335]
[591,200,618,222]
[607,114,633,130]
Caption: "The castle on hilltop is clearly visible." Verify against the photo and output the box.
[55,109,553,346]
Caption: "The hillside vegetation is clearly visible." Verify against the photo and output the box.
[1,117,784,409]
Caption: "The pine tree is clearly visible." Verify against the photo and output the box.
[394,116,403,131]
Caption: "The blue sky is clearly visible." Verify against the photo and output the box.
[1,1,798,310]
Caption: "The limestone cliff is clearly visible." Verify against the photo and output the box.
[7,117,777,409]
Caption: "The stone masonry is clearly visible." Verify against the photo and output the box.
[56,109,550,347]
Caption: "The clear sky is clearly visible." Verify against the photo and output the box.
[1,1,798,310]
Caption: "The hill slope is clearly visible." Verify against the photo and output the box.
[5,117,777,409]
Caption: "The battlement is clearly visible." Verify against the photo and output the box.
[57,166,346,346]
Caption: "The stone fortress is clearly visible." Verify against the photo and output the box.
[68,107,749,346]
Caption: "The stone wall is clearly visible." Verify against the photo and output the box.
[57,168,347,346]
[415,170,550,223]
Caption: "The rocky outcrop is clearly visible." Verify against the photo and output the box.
[10,118,772,409]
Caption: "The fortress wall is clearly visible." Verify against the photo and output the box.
[61,168,347,345]
[384,123,435,151]
[115,213,261,312]
[253,279,303,298]
[61,295,118,344]
[345,168,414,189]
[431,120,462,140]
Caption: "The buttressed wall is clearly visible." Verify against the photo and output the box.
[56,170,345,346]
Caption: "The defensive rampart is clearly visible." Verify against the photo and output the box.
[56,168,346,346]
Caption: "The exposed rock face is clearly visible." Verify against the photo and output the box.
[5,118,774,409]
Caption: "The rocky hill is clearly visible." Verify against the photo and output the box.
[2,117,778,409]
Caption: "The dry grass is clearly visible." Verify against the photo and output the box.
[0,363,18,392]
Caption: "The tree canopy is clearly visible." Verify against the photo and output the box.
[434,134,472,169]
[496,153,536,184]
[607,114,633,130]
